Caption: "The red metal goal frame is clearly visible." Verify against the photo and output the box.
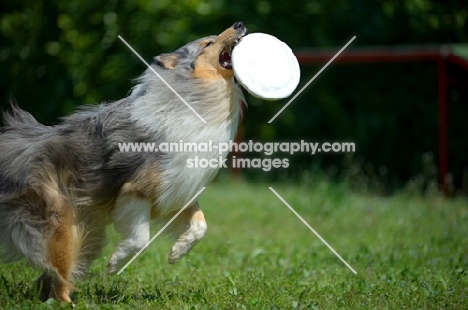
[295,45,468,195]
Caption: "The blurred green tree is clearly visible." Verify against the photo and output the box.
[1,0,467,191]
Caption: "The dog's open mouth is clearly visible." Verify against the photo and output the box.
[219,37,244,70]
[219,44,234,70]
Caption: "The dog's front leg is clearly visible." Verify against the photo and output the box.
[166,202,207,264]
[107,196,151,275]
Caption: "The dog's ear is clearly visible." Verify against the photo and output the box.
[154,53,178,69]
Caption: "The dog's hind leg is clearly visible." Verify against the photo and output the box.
[107,196,151,275]
[165,201,207,264]
[40,203,77,303]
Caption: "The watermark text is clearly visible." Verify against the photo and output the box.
[118,140,355,155]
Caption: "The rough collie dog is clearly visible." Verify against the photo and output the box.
[0,22,247,302]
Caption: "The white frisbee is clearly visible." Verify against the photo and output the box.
[232,33,300,100]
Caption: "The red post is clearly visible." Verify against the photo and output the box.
[437,58,449,196]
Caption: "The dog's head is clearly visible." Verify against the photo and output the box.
[154,22,247,80]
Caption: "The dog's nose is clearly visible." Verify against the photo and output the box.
[233,21,245,31]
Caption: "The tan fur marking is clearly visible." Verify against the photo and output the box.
[192,62,222,80]
[217,67,235,79]
[158,54,178,69]
[48,203,74,302]
[119,165,162,200]
[191,209,205,222]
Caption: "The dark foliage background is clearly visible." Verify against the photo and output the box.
[1,0,467,193]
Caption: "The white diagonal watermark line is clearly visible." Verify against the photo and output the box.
[268,36,356,123]
[118,35,207,124]
[268,187,357,274]
[117,186,206,275]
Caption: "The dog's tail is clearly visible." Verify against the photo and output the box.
[0,105,52,194]
[0,105,57,266]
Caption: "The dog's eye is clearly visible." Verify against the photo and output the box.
[205,41,214,48]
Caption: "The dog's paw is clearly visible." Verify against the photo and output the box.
[106,257,119,275]
[107,252,130,275]
[168,221,207,264]
[168,239,195,264]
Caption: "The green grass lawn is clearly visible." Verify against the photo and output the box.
[1,182,467,309]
